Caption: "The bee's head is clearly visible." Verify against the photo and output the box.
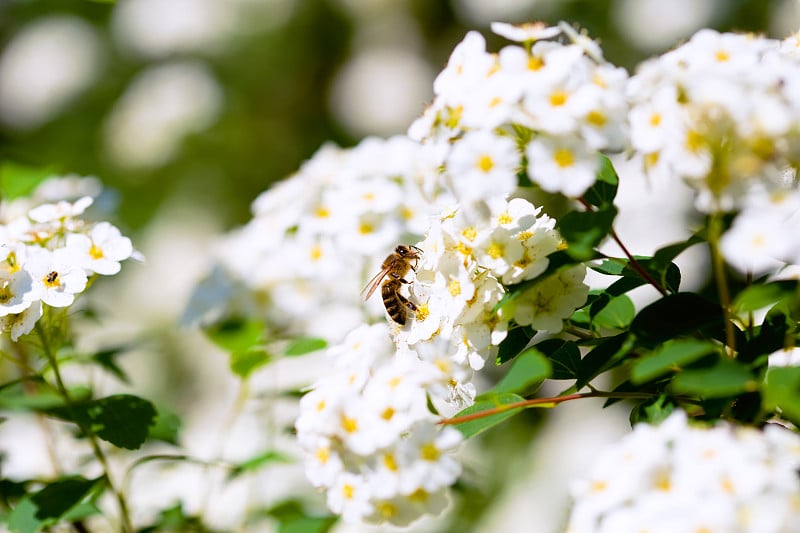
[396,244,422,257]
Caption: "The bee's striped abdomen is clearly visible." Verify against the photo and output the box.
[382,280,407,325]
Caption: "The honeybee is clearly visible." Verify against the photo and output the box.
[362,244,422,325]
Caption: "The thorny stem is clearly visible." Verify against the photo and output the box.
[36,323,135,533]
[440,391,658,426]
[708,214,737,357]
[578,197,668,297]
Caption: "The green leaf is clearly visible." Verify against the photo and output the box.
[650,233,705,273]
[762,366,800,425]
[630,293,726,347]
[534,339,581,380]
[46,394,157,450]
[228,450,293,479]
[148,404,182,445]
[91,346,131,384]
[450,393,525,439]
[733,281,798,313]
[204,318,264,353]
[8,497,42,533]
[230,348,272,379]
[629,395,675,425]
[582,154,619,208]
[591,294,635,331]
[631,339,719,384]
[495,325,535,365]
[670,360,757,398]
[490,349,551,395]
[266,501,337,533]
[30,477,99,520]
[284,337,327,356]
[576,333,635,388]
[0,162,54,201]
[557,205,617,261]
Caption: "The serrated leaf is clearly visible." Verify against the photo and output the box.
[534,339,581,380]
[557,205,617,261]
[284,337,327,356]
[490,349,551,395]
[762,366,800,425]
[631,293,725,347]
[46,394,156,450]
[228,450,293,479]
[495,325,534,365]
[592,294,635,331]
[670,360,757,398]
[230,348,271,379]
[631,339,719,384]
[204,318,264,354]
[450,393,525,439]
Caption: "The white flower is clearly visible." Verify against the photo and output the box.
[511,265,588,332]
[0,267,33,316]
[328,472,373,523]
[527,136,599,197]
[26,247,88,307]
[27,196,93,223]
[768,347,800,367]
[0,300,42,341]
[491,21,561,43]
[397,422,462,494]
[445,130,520,204]
[66,221,134,275]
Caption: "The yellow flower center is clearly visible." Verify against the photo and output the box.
[358,222,375,234]
[649,112,662,127]
[497,211,512,225]
[342,484,354,500]
[381,407,395,421]
[586,110,606,127]
[448,279,461,297]
[528,56,544,71]
[462,227,477,241]
[553,148,575,168]
[477,155,494,173]
[316,447,330,464]
[384,453,398,472]
[315,206,330,218]
[416,303,430,321]
[44,271,60,288]
[309,244,323,262]
[89,245,104,260]
[341,416,358,433]
[420,443,440,461]
[715,49,730,62]
[549,90,568,107]
[487,242,504,259]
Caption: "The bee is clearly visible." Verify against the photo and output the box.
[362,244,422,325]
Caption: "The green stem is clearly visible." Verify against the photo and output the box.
[36,323,135,533]
[707,214,736,357]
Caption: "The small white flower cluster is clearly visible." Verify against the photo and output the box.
[0,179,134,341]
[567,410,800,533]
[394,197,588,410]
[197,136,450,342]
[295,324,463,526]
[720,184,800,275]
[628,29,800,212]
[409,22,628,200]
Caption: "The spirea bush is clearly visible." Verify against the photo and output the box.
[4,19,800,533]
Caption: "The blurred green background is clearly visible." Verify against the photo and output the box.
[1,0,795,233]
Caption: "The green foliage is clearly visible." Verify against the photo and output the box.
[631,339,720,384]
[451,393,526,438]
[0,162,55,201]
[495,325,535,364]
[264,500,337,533]
[46,394,157,450]
[284,337,328,356]
[762,366,800,425]
[7,477,100,533]
[489,349,551,395]
[228,450,293,480]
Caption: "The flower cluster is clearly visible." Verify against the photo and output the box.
[409,22,628,201]
[394,197,588,410]
[627,29,800,213]
[0,178,134,341]
[190,136,451,342]
[566,410,800,533]
[295,324,463,526]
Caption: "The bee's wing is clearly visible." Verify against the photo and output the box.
[361,265,391,301]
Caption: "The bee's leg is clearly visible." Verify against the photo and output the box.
[397,292,418,312]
